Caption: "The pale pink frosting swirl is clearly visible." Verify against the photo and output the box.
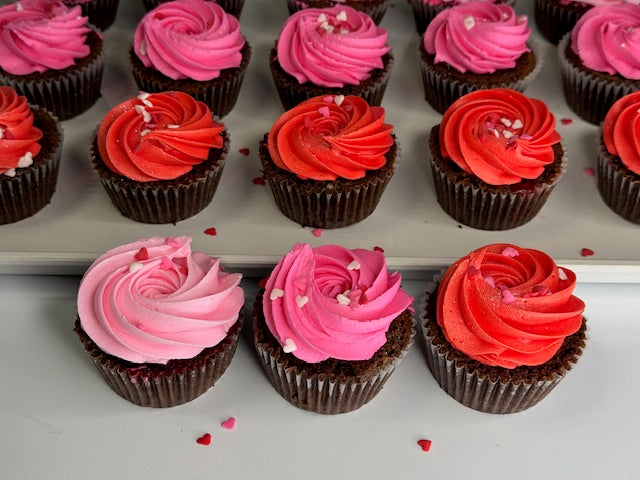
[77,236,244,365]
[571,4,640,79]
[0,0,91,75]
[263,243,413,363]
[424,3,530,74]
[133,0,245,81]
[276,6,390,88]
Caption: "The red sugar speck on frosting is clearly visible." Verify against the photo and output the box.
[583,167,595,177]
[252,176,265,185]
[581,248,595,257]
[221,417,236,430]
[238,148,250,156]
[311,228,323,238]
[417,439,432,453]
[204,227,217,236]
[134,247,149,261]
[196,433,212,446]
[561,118,573,125]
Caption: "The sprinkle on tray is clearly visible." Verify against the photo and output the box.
[221,417,236,430]
[204,227,217,237]
[583,167,595,177]
[196,433,212,446]
[581,248,595,257]
[239,148,250,156]
[311,228,323,238]
[417,439,432,453]
[252,176,265,185]
[373,246,384,253]
[560,118,573,125]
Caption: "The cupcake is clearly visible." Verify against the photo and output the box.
[130,0,251,118]
[63,0,121,30]
[419,2,541,114]
[141,0,245,17]
[597,91,640,223]
[253,243,414,414]
[285,0,390,24]
[558,4,640,125]
[75,236,244,408]
[91,91,230,224]
[0,86,63,225]
[421,243,587,414]
[0,0,105,121]
[407,0,516,35]
[270,6,393,110]
[429,88,566,230]
[259,94,397,228]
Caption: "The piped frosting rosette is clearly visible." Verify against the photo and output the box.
[407,0,515,34]
[142,0,246,18]
[286,0,390,25]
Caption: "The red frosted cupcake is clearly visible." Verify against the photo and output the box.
[271,6,393,109]
[421,243,587,414]
[91,91,229,224]
[259,94,397,228]
[408,0,516,34]
[286,0,389,24]
[63,0,120,30]
[429,88,566,230]
[142,0,245,17]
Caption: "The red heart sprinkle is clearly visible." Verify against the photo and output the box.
[196,433,211,446]
[583,167,595,177]
[417,439,432,453]
[581,248,594,257]
[204,228,217,236]
[221,417,236,430]
[373,246,384,253]
[239,148,250,156]
[252,176,265,185]
[134,247,149,261]
[311,228,323,238]
[561,118,573,125]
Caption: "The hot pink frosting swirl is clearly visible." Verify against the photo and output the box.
[263,243,413,363]
[602,91,640,175]
[559,0,640,5]
[133,0,245,81]
[571,4,640,79]
[276,6,390,88]
[424,3,530,74]
[77,236,244,365]
[422,0,501,4]
[0,0,91,75]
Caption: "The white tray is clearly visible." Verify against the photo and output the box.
[1,0,639,282]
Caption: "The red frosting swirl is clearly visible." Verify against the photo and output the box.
[0,86,42,176]
[267,94,393,181]
[439,89,561,185]
[436,243,585,369]
[97,91,224,182]
[602,90,640,175]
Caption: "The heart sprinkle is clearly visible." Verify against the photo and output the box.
[221,417,236,430]
[417,439,432,453]
[129,262,143,273]
[318,106,330,117]
[347,260,360,270]
[238,148,250,156]
[581,248,594,257]
[204,227,217,236]
[270,288,284,300]
[296,295,309,308]
[501,246,519,257]
[334,94,345,106]
[560,118,573,125]
[373,246,384,253]
[134,247,149,261]
[583,167,595,177]
[558,268,568,281]
[196,433,212,446]
[252,176,265,185]
[283,338,297,353]
[501,289,516,304]
[311,228,323,238]
[336,293,351,305]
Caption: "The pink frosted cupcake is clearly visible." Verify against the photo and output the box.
[75,236,245,408]
[130,0,250,118]
[63,0,120,30]
[419,2,541,114]
[253,243,414,414]
[286,0,390,24]
[558,4,640,125]
[0,0,105,120]
[408,0,516,34]
[142,0,245,17]
[270,6,393,109]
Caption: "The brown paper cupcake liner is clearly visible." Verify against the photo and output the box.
[558,33,640,126]
[270,46,393,110]
[285,0,389,24]
[419,40,542,115]
[428,125,566,230]
[259,134,396,228]
[142,0,245,17]
[596,135,640,224]
[75,314,243,408]
[0,31,105,121]
[63,0,120,30]
[533,0,590,45]
[420,278,587,414]
[0,108,63,225]
[129,42,251,119]
[91,130,229,224]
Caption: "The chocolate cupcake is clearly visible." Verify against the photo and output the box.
[75,236,244,408]
[253,243,414,414]
[271,6,393,110]
[142,0,246,17]
[63,0,121,30]
[285,0,389,24]
[533,0,591,45]
[421,244,587,414]
[91,91,229,224]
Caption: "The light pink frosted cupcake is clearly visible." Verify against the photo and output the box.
[408,0,516,34]
[270,6,393,109]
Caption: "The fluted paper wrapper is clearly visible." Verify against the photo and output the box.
[409,0,516,34]
[596,135,640,224]
[285,0,388,24]
[75,315,243,408]
[533,0,588,45]
[142,0,245,16]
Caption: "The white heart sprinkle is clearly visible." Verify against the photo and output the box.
[558,268,568,281]
[317,13,326,23]
[463,15,475,30]
[137,92,153,108]
[140,129,151,137]
[134,105,152,123]
[129,262,144,273]
[296,295,309,308]
[340,28,349,34]
[347,260,360,270]
[0,127,4,140]
[17,151,33,168]
[139,40,147,56]
[334,95,345,106]
[4,168,16,177]
[269,288,284,301]
[336,293,351,305]
[512,119,524,129]
[16,2,23,12]
[336,10,347,22]
[500,117,512,127]
[167,124,180,129]
[502,130,514,139]
[283,338,297,353]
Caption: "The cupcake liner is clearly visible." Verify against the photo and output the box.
[596,135,640,224]
[0,31,105,121]
[285,0,389,24]
[533,0,590,45]
[558,33,640,126]
[0,108,63,225]
[91,130,230,224]
[419,39,542,115]
[270,46,393,110]
[75,314,243,408]
[259,134,397,228]
[129,42,251,119]
[428,126,566,230]
[142,0,245,17]
[420,277,587,414]
[64,0,120,30]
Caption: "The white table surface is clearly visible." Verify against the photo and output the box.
[1,275,639,480]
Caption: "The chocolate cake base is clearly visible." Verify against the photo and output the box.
[285,0,389,24]
[533,0,590,45]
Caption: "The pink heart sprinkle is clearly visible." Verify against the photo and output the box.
[583,167,595,177]
[204,227,217,236]
[501,246,519,258]
[417,439,432,453]
[252,176,265,185]
[373,246,384,253]
[501,289,516,304]
[485,276,495,288]
[311,228,323,238]
[318,106,330,117]
[561,118,573,125]
[196,433,211,446]
[293,277,307,290]
[238,148,250,156]
[221,417,236,430]
[323,95,333,103]
[134,247,149,261]
[581,248,594,257]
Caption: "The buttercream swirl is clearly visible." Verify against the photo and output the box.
[276,6,390,88]
[424,3,530,74]
[133,0,245,81]
[97,91,224,182]
[422,0,501,6]
[267,95,393,181]
[0,0,91,75]
[263,243,413,363]
[570,4,640,79]
[439,88,561,185]
[77,236,244,365]
[436,243,585,369]
[0,86,42,176]
[602,91,640,175]
[559,0,640,6]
